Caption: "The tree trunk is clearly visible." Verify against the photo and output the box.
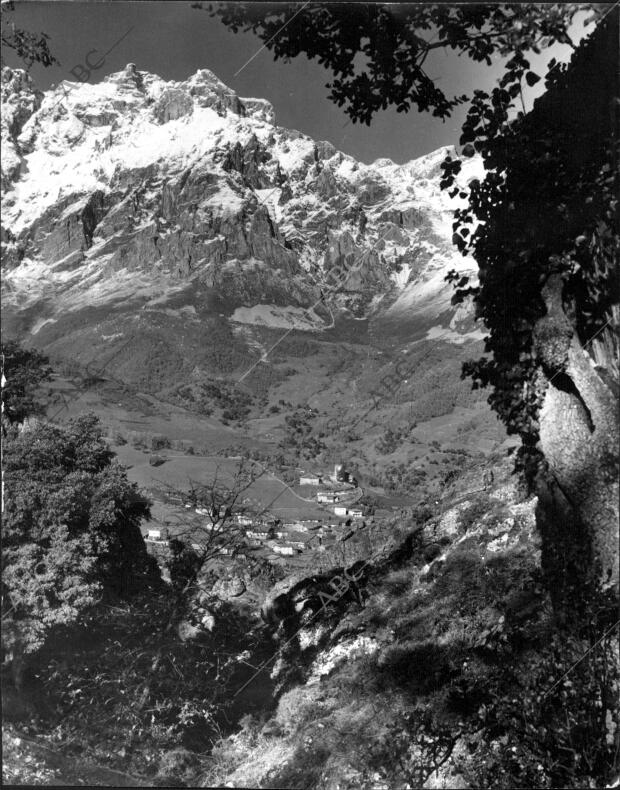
[533,274,619,606]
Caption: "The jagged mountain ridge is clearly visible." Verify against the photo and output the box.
[1,63,484,387]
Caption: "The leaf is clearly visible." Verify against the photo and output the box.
[462,143,476,158]
[525,71,540,87]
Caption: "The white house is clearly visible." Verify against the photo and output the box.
[147,529,168,542]
[284,520,320,531]
[273,544,296,556]
[246,528,274,540]
[333,506,364,518]
[235,514,253,526]
[300,474,323,485]
[318,491,340,504]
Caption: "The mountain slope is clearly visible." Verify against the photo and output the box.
[1,63,484,392]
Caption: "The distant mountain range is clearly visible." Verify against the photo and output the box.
[1,63,486,382]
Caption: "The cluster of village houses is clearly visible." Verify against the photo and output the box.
[145,464,365,559]
[300,463,363,514]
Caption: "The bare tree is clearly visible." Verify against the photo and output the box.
[155,458,272,568]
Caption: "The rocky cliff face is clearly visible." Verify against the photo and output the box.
[1,64,484,384]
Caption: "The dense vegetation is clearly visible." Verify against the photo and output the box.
[0,344,273,782]
[174,379,254,423]
[1,340,52,426]
[281,405,327,460]
[443,12,619,478]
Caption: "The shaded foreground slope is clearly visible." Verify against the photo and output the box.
[202,459,619,790]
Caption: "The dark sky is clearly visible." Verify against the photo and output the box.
[2,2,589,164]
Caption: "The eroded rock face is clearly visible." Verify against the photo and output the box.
[1,68,43,190]
[153,88,193,124]
[222,135,273,189]
[240,97,275,125]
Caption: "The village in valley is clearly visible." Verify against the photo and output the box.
[143,462,369,568]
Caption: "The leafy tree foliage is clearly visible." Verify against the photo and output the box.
[2,414,160,660]
[208,3,581,124]
[1,340,52,427]
[0,1,58,68]
[442,12,619,481]
[282,405,326,458]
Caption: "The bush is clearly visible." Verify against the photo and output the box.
[456,623,620,790]
[129,431,148,450]
[156,747,199,785]
[151,434,171,451]
[375,426,408,455]
[458,496,488,533]
[423,543,442,563]
[411,503,434,524]
[378,640,455,694]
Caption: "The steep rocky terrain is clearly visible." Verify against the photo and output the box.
[201,460,550,789]
[1,63,484,396]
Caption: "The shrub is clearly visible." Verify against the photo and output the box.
[377,640,455,694]
[456,623,620,790]
[129,431,147,449]
[268,742,330,789]
[151,434,171,451]
[423,543,442,563]
[156,748,199,786]
[458,496,488,533]
[411,503,434,524]
[375,426,407,455]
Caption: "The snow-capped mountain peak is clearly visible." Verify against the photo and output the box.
[1,63,484,373]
